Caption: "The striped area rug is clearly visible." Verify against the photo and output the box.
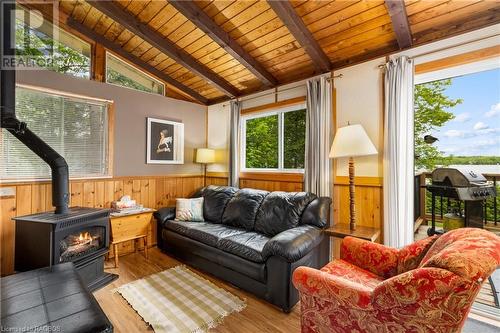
[116,265,246,333]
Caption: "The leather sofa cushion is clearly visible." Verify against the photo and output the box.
[165,221,246,247]
[217,232,270,263]
[222,188,269,230]
[300,197,332,228]
[254,192,317,237]
[162,229,267,282]
[263,225,323,262]
[202,185,238,223]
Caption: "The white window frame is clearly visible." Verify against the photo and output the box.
[240,103,306,173]
[105,52,165,96]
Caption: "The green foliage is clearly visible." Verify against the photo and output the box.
[414,79,463,170]
[15,21,90,78]
[434,155,500,166]
[284,109,306,169]
[106,68,157,94]
[245,115,279,168]
[245,110,306,169]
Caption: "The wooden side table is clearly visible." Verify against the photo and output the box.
[109,209,155,268]
[324,223,381,242]
[324,223,381,259]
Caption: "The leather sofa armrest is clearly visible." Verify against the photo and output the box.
[154,207,176,227]
[263,225,323,263]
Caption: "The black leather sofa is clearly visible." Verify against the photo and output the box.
[154,185,331,312]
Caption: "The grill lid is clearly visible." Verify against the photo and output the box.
[432,167,488,187]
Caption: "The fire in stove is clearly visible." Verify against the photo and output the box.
[59,227,104,263]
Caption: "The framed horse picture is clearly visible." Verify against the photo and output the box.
[146,117,184,164]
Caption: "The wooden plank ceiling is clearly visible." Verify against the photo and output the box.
[52,0,500,104]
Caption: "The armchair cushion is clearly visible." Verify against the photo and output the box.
[262,225,323,262]
[293,266,374,310]
[340,236,398,278]
[397,235,439,274]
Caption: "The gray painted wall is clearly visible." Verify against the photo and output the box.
[16,69,206,176]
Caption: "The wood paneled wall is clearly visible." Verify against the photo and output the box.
[333,176,383,234]
[0,175,204,276]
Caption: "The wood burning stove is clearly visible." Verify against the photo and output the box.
[13,207,117,291]
[1,5,116,291]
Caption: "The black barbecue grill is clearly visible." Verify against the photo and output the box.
[426,168,497,235]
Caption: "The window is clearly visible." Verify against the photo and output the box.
[106,53,165,96]
[15,7,91,78]
[1,86,111,180]
[241,104,306,171]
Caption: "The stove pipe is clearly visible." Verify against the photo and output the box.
[1,3,69,214]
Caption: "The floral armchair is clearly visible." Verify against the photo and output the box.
[292,228,500,333]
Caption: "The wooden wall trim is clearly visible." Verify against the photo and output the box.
[0,175,206,276]
[241,96,306,115]
[334,176,383,187]
[0,174,205,187]
[239,172,303,183]
[415,45,500,74]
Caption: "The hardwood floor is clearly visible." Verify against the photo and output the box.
[95,247,301,333]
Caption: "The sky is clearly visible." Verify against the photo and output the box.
[428,68,500,157]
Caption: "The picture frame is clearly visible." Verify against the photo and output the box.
[146,117,184,164]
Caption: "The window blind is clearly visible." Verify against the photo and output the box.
[1,87,110,180]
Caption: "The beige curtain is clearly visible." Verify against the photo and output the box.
[384,56,415,247]
[228,100,241,187]
[304,77,333,197]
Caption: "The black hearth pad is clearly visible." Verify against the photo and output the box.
[0,263,113,333]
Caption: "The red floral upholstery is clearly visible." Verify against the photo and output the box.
[293,228,500,333]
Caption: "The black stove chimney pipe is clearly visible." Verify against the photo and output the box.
[1,2,69,214]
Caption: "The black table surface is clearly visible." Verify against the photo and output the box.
[1,262,113,333]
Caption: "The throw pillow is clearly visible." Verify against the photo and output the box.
[175,197,204,222]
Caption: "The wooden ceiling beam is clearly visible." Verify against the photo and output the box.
[66,18,209,105]
[267,0,331,73]
[86,0,239,97]
[385,0,413,49]
[169,0,278,87]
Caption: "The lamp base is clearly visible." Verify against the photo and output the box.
[349,157,356,231]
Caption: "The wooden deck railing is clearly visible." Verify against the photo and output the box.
[414,172,499,226]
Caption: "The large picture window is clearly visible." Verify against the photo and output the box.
[241,104,306,171]
[106,53,165,96]
[1,86,111,180]
[15,6,91,78]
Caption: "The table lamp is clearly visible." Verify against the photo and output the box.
[196,148,215,186]
[329,124,377,231]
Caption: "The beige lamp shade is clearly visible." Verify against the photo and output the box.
[329,124,378,158]
[196,148,215,164]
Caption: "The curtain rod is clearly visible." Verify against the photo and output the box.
[221,74,343,107]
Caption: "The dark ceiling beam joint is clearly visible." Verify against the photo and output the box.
[86,0,239,97]
[66,18,209,105]
[267,0,331,73]
[169,0,277,87]
[385,0,413,49]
